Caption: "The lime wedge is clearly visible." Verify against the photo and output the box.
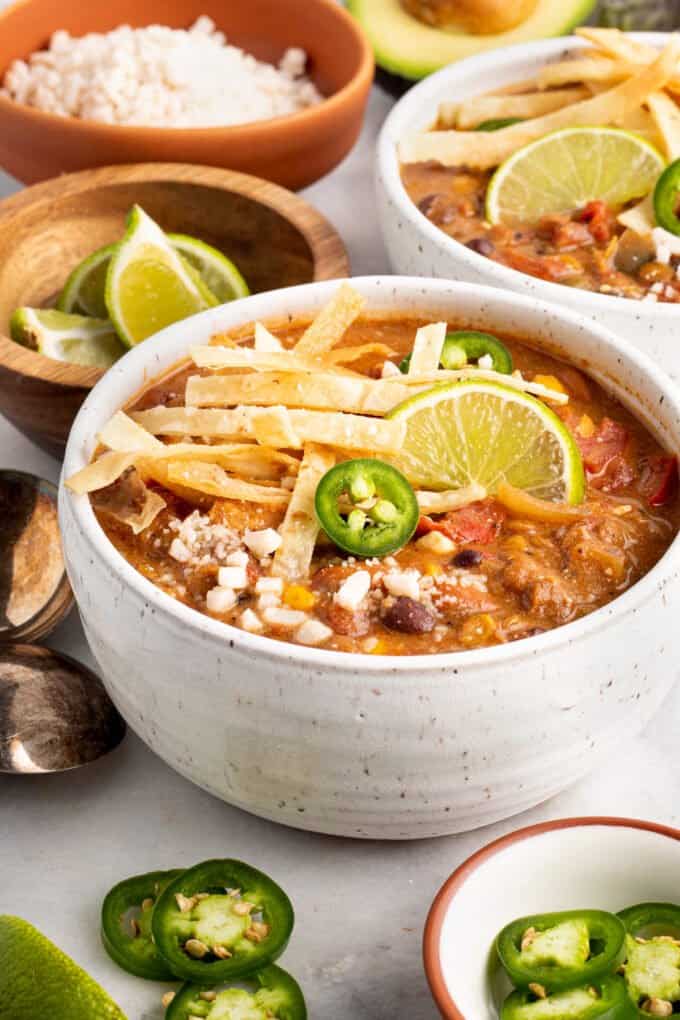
[57,243,118,319]
[105,205,218,348]
[0,915,127,1020]
[486,127,666,225]
[387,379,585,503]
[10,308,125,368]
[169,233,249,304]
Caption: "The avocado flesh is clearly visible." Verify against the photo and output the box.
[347,0,597,80]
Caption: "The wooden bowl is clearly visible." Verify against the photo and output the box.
[0,0,374,190]
[0,162,350,457]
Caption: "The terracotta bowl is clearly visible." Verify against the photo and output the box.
[0,0,374,190]
[423,817,680,1019]
[0,163,350,457]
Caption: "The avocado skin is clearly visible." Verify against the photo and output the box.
[347,0,598,82]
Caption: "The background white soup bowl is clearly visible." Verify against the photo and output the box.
[376,34,680,380]
[423,817,680,1020]
[60,277,680,840]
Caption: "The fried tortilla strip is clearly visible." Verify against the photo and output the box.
[122,490,167,535]
[536,57,635,90]
[647,90,680,159]
[164,461,291,504]
[250,406,301,449]
[65,451,137,493]
[98,410,166,453]
[618,193,655,235]
[399,39,680,169]
[576,28,680,91]
[407,322,447,375]
[271,443,335,580]
[132,405,407,453]
[254,322,284,352]
[417,483,487,513]
[453,87,590,129]
[294,283,366,356]
[327,342,395,365]
[190,345,358,377]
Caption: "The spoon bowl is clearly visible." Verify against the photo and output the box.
[0,644,126,773]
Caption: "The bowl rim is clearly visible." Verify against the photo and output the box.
[0,161,350,388]
[376,31,679,321]
[0,0,374,137]
[60,274,680,673]
[422,815,680,1020]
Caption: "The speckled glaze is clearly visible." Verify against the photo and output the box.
[376,34,680,381]
[59,278,680,839]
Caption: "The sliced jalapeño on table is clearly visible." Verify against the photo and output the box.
[314,458,419,558]
[165,964,307,1020]
[399,330,513,375]
[101,868,184,980]
[151,860,294,982]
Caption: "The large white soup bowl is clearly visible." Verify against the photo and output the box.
[376,35,680,380]
[59,277,680,840]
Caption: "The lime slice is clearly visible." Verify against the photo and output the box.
[0,915,127,1020]
[10,308,125,368]
[105,205,218,348]
[168,233,249,304]
[387,379,585,503]
[486,126,666,225]
[57,243,118,318]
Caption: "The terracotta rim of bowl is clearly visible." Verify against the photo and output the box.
[0,0,374,138]
[423,815,680,1020]
[0,161,351,389]
[378,32,680,320]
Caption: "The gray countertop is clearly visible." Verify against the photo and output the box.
[2,83,680,1020]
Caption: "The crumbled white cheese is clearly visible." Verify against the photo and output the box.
[381,360,401,378]
[169,537,191,563]
[295,619,333,646]
[651,226,680,265]
[244,528,282,558]
[226,550,249,567]
[477,353,494,370]
[206,587,237,613]
[334,570,371,611]
[240,608,263,633]
[217,566,248,589]
[257,592,281,611]
[416,532,456,555]
[262,607,308,629]
[384,570,420,600]
[255,577,284,594]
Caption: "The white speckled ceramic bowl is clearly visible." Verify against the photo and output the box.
[424,816,680,1019]
[59,277,680,840]
[376,34,680,380]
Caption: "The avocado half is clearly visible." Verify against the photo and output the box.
[347,0,597,81]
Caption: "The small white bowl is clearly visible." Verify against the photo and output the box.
[376,34,680,381]
[59,277,680,840]
[424,816,680,1020]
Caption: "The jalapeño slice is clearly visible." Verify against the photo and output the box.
[501,976,636,1020]
[399,330,513,375]
[620,931,680,1016]
[654,158,680,236]
[618,903,680,941]
[101,868,184,980]
[165,964,307,1020]
[152,860,294,983]
[314,458,419,558]
[497,910,626,991]
[476,117,525,132]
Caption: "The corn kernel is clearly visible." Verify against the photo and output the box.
[533,374,567,395]
[283,585,317,611]
[504,534,528,553]
[369,639,388,655]
[577,414,595,438]
[424,561,443,576]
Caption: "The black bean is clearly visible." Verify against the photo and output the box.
[466,237,494,257]
[383,597,435,634]
[417,193,444,218]
[452,549,483,568]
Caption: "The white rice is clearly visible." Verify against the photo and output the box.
[0,15,324,128]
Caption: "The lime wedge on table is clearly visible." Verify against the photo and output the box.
[59,234,247,319]
[169,233,249,304]
[105,205,218,348]
[387,380,585,503]
[486,127,666,224]
[10,308,125,368]
[0,915,127,1020]
[57,242,118,318]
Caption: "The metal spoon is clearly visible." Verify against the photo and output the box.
[0,469,73,643]
[0,469,126,773]
[0,644,126,773]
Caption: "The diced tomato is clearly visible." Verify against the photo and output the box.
[577,200,615,245]
[640,455,679,507]
[502,250,584,283]
[417,499,506,545]
[574,417,634,492]
[536,214,593,249]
